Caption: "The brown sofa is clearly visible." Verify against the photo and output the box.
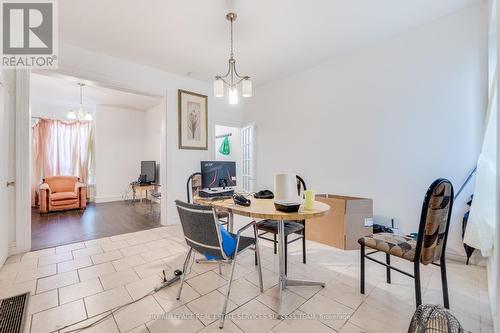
[39,176,87,213]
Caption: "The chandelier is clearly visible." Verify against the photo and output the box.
[213,12,252,105]
[67,83,92,121]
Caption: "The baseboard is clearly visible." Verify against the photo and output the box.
[8,242,24,256]
[446,248,487,266]
[94,196,124,203]
[446,251,467,264]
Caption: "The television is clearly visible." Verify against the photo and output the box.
[201,161,236,189]
[141,161,156,184]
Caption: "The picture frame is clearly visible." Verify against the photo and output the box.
[178,89,208,150]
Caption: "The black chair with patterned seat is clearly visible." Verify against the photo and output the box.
[358,178,454,309]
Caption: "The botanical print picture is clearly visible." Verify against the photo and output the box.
[178,90,208,150]
[186,101,201,140]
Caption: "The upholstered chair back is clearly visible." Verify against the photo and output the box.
[175,200,224,259]
[43,176,79,193]
[186,172,202,203]
[417,179,454,265]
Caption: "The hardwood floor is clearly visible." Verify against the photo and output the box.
[31,201,161,250]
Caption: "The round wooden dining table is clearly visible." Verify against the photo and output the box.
[206,197,331,319]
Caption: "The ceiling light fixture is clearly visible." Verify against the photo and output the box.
[67,83,92,120]
[214,12,252,105]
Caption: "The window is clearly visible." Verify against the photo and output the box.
[241,125,254,192]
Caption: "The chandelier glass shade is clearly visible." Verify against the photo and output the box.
[67,83,92,121]
[214,12,252,105]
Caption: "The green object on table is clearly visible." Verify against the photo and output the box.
[304,190,315,210]
[218,136,230,155]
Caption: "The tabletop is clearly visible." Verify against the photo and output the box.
[198,197,330,220]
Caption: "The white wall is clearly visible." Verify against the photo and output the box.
[242,4,488,256]
[94,106,151,202]
[56,43,243,225]
[145,104,161,164]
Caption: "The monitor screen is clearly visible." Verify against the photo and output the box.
[201,161,236,189]
[141,161,156,183]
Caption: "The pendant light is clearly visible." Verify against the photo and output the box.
[67,83,92,120]
[214,12,252,104]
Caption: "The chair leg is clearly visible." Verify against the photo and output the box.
[302,227,306,264]
[220,257,237,329]
[176,248,192,300]
[273,234,277,254]
[254,225,264,292]
[440,257,450,309]
[285,236,288,276]
[386,253,391,284]
[414,262,422,308]
[360,244,365,294]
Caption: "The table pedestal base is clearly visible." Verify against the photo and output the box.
[285,279,325,287]
[277,218,326,318]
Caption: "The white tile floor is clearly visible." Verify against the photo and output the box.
[0,224,492,333]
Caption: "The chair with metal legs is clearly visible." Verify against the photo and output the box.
[358,178,454,309]
[254,175,307,275]
[186,172,230,225]
[149,184,161,218]
[174,200,264,329]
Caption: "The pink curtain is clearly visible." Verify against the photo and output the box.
[32,119,93,206]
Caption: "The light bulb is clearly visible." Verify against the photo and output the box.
[67,110,77,119]
[214,78,224,97]
[242,78,252,97]
[84,112,93,121]
[229,88,238,105]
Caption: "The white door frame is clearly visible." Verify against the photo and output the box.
[240,123,257,193]
[13,70,168,253]
[14,70,31,253]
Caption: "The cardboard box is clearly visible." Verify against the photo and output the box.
[306,194,373,250]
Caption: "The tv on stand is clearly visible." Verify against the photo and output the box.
[140,161,156,185]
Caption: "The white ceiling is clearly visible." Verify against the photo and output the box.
[59,0,480,85]
[31,73,162,111]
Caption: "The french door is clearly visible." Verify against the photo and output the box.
[241,125,255,193]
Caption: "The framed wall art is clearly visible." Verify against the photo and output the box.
[178,89,208,150]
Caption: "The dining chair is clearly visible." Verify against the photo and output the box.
[186,172,230,225]
[149,184,161,218]
[254,175,307,275]
[175,200,264,328]
[358,178,454,309]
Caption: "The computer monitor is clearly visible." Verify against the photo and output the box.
[201,161,236,189]
[141,161,156,183]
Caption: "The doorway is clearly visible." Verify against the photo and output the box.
[29,72,165,250]
[214,124,255,193]
[214,125,241,184]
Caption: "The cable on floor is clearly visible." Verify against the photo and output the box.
[53,254,197,333]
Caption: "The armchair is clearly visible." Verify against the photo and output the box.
[39,176,87,213]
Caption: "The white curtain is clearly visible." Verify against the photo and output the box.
[31,118,93,206]
[464,0,498,258]
[464,2,498,331]
[464,78,497,256]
